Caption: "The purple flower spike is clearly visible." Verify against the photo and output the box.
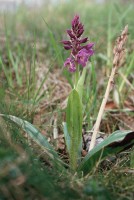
[64,57,76,72]
[61,14,94,72]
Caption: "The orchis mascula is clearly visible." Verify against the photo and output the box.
[62,15,94,72]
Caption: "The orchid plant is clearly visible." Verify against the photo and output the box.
[61,15,94,170]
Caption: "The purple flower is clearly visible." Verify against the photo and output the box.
[76,51,88,67]
[72,15,79,30]
[82,43,94,51]
[76,49,93,67]
[78,37,88,44]
[61,40,72,50]
[64,57,76,72]
[61,15,94,72]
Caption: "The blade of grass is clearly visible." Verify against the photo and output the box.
[119,53,134,92]
[42,17,63,66]
[0,56,13,88]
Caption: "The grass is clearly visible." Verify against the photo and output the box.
[0,0,134,199]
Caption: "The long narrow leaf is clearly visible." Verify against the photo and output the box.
[78,130,134,175]
[1,114,65,168]
[66,89,82,170]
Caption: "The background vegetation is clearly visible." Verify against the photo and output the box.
[0,0,134,199]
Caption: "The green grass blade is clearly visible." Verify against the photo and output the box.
[0,56,13,88]
[8,50,22,86]
[42,17,63,65]
[119,53,134,92]
[107,3,112,68]
[33,64,52,103]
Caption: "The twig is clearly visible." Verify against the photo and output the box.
[89,25,128,151]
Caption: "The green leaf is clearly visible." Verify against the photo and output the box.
[78,130,134,175]
[1,114,65,169]
[62,122,71,153]
[76,67,87,102]
[66,89,82,170]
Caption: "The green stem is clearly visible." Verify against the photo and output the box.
[74,64,79,88]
